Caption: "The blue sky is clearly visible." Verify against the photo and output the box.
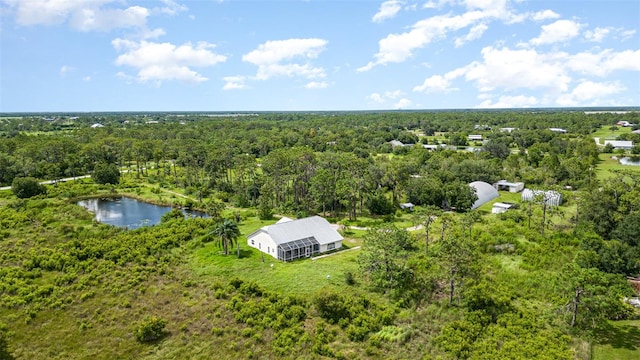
[1,0,639,112]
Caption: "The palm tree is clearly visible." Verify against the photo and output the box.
[211,219,241,257]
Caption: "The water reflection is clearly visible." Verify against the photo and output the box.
[619,157,640,166]
[78,197,206,229]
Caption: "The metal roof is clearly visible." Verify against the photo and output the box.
[250,216,343,246]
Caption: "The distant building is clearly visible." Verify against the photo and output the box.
[604,140,634,150]
[247,216,343,262]
[469,181,499,210]
[616,121,636,127]
[549,128,567,133]
[522,189,562,206]
[389,140,405,147]
[492,202,515,214]
[399,203,415,211]
[468,134,483,141]
[494,180,525,193]
[90,123,104,128]
[499,127,518,133]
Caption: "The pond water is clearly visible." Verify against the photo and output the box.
[78,197,207,229]
[619,157,640,166]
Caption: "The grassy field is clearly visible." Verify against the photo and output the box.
[592,125,632,144]
[592,320,640,360]
[595,153,640,180]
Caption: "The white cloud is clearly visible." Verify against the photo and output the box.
[466,46,571,92]
[531,9,560,21]
[59,65,75,77]
[557,80,625,106]
[243,38,327,66]
[5,0,149,32]
[232,38,328,84]
[566,49,640,76]
[372,1,403,23]
[455,23,488,47]
[477,95,539,108]
[305,81,329,89]
[584,27,611,42]
[157,0,188,16]
[394,98,413,109]
[619,29,636,41]
[368,93,385,103]
[530,19,582,46]
[367,90,409,106]
[113,39,227,83]
[223,76,248,90]
[414,75,454,93]
[359,0,514,71]
[83,76,92,82]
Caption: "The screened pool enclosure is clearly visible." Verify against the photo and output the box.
[277,236,320,261]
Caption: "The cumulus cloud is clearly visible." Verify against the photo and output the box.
[4,0,149,32]
[415,44,639,108]
[531,9,560,21]
[455,23,488,47]
[372,1,403,23]
[565,49,640,76]
[477,95,539,108]
[243,38,327,66]
[112,39,227,83]
[358,0,515,71]
[530,19,583,45]
[367,90,410,106]
[157,0,188,16]
[222,76,248,90]
[584,27,611,42]
[223,38,328,88]
[394,98,413,109]
[557,80,625,106]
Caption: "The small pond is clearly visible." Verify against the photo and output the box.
[619,157,640,166]
[78,197,207,229]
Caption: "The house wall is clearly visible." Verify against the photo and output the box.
[247,232,278,259]
[319,240,342,253]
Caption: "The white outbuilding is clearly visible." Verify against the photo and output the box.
[469,181,499,210]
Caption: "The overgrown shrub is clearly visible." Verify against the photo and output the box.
[11,177,46,199]
[134,316,167,343]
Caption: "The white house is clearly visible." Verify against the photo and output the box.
[247,216,343,262]
[604,140,634,150]
[468,134,483,141]
[91,123,104,128]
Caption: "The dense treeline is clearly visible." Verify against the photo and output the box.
[1,110,639,359]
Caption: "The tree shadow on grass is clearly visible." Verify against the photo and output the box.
[594,322,640,350]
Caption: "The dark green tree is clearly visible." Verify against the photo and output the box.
[92,162,120,185]
[11,177,46,198]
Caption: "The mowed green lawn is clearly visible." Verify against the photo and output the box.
[595,153,640,180]
[592,320,640,360]
[189,228,362,295]
[592,125,632,144]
